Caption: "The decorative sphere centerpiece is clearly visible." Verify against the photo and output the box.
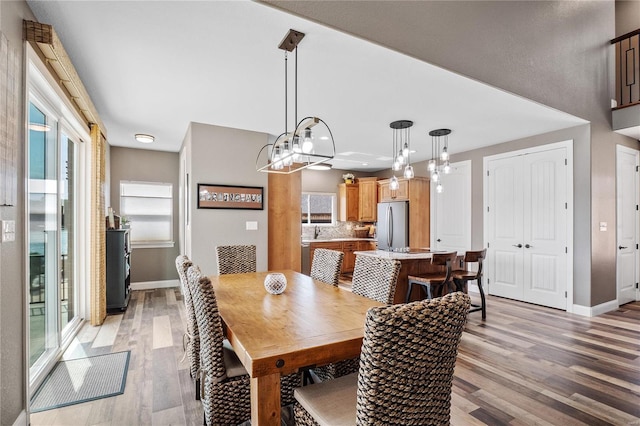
[264,273,287,295]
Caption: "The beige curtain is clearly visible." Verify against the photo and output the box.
[90,125,107,325]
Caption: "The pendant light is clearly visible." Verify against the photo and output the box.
[389,120,414,190]
[428,129,452,193]
[256,29,335,174]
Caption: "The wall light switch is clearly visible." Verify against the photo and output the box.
[246,221,258,231]
[1,220,16,242]
[599,222,607,232]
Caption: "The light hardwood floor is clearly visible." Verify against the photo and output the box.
[31,288,640,425]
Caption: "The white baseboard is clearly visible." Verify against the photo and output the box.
[572,299,619,317]
[131,279,180,290]
[13,410,27,426]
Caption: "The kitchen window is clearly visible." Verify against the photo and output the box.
[120,181,174,248]
[301,192,336,226]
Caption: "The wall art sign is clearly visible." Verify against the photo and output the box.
[197,184,263,210]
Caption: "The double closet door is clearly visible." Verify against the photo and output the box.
[485,144,570,310]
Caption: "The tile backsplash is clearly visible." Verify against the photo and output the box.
[302,221,370,240]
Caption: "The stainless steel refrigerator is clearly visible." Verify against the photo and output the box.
[377,201,409,251]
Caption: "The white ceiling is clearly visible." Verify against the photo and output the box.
[27,0,587,172]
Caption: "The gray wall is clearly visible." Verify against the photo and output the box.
[109,146,180,283]
[265,0,639,307]
[0,1,35,424]
[185,122,270,276]
[616,0,640,36]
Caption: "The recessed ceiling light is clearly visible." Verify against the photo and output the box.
[308,163,332,171]
[135,133,155,143]
[362,162,369,166]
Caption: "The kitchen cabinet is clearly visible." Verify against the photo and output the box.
[342,241,358,273]
[308,239,376,275]
[377,177,430,248]
[358,240,377,251]
[377,179,409,201]
[338,183,359,221]
[357,177,378,222]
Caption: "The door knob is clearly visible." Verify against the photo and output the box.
[525,244,532,248]
[619,245,628,250]
[437,239,441,242]
[513,244,522,248]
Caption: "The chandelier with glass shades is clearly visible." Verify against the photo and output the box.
[256,29,335,174]
[389,120,414,191]
[428,128,452,193]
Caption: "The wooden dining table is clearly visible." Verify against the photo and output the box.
[209,269,382,426]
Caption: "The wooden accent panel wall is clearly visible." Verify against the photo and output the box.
[268,173,301,271]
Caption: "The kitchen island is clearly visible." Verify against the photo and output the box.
[354,250,462,304]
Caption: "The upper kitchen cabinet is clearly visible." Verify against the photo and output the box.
[378,177,430,248]
[357,177,378,222]
[338,183,359,221]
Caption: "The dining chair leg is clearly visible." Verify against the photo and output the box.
[195,378,200,400]
[406,281,415,303]
[477,277,487,320]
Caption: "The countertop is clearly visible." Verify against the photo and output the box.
[354,249,439,260]
[302,238,377,244]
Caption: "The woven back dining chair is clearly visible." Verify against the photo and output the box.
[175,255,200,400]
[313,255,401,383]
[351,255,401,304]
[310,248,344,286]
[294,292,471,426]
[215,245,256,274]
[187,266,301,425]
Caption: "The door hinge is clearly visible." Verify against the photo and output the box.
[636,165,639,172]
[636,283,639,289]
[487,242,490,248]
[487,206,490,212]
[636,244,638,250]
[565,159,567,166]
[565,247,568,253]
[565,202,567,209]
[564,291,567,298]
[487,170,490,176]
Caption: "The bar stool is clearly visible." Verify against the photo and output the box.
[406,252,457,303]
[452,248,487,319]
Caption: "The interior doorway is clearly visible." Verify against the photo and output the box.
[616,144,639,305]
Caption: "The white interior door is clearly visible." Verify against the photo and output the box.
[616,145,639,305]
[485,142,571,310]
[486,156,524,300]
[522,148,567,309]
[431,160,471,252]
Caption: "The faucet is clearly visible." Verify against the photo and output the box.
[314,225,321,239]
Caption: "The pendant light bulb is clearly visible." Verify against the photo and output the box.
[404,165,414,179]
[389,176,399,191]
[392,161,402,171]
[440,146,449,161]
[431,171,440,182]
[443,161,451,174]
[436,183,444,193]
[397,150,406,165]
[302,128,313,153]
[282,142,292,166]
[428,160,436,172]
[402,142,409,158]
[272,146,283,170]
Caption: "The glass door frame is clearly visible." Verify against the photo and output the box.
[26,48,91,395]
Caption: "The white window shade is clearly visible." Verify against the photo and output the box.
[120,181,173,247]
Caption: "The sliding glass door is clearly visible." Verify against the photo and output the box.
[27,99,80,383]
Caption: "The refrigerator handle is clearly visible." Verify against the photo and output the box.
[387,205,393,249]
